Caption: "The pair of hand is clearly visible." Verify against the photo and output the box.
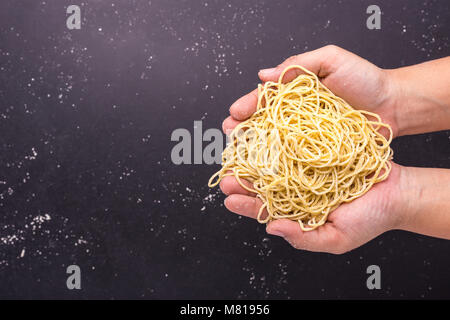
[220,45,413,254]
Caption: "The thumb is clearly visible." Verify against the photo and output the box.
[258,45,345,83]
[266,219,348,254]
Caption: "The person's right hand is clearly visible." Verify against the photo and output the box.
[223,45,400,138]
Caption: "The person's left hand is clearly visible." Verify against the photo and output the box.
[220,162,406,254]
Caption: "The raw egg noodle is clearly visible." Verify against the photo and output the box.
[209,65,393,231]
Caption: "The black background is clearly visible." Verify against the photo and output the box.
[0,0,449,299]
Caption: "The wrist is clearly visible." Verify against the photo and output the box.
[383,68,406,138]
[392,165,419,231]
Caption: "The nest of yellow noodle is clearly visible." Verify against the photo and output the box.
[209,65,393,231]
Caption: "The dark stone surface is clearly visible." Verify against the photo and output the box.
[0,0,449,299]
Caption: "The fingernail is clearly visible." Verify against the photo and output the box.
[267,228,285,238]
[259,68,276,77]
[224,197,231,209]
[229,100,240,114]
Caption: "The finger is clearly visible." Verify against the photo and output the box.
[266,219,349,254]
[224,194,268,220]
[258,45,345,83]
[229,88,258,121]
[219,176,255,196]
[222,116,241,134]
